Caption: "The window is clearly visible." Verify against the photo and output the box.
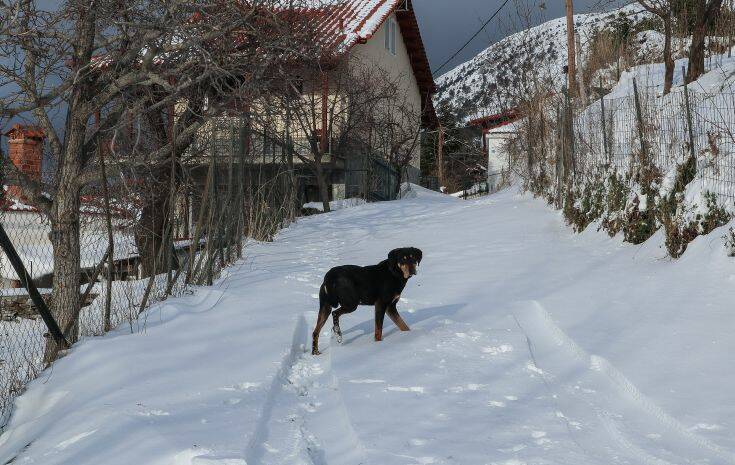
[384,16,396,55]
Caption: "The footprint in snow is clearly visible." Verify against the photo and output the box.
[385,386,425,394]
[138,409,170,417]
[191,455,247,465]
[446,383,487,393]
[482,344,513,355]
[219,382,260,392]
[689,423,723,431]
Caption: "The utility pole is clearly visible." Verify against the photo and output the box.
[565,0,577,97]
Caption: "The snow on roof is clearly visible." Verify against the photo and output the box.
[286,0,437,125]
[295,0,400,52]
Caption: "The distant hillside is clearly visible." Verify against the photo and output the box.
[434,4,651,122]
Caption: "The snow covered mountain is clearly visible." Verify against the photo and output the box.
[434,4,651,121]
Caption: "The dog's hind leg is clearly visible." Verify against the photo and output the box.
[386,304,410,331]
[312,305,332,355]
[332,304,357,344]
[374,302,386,341]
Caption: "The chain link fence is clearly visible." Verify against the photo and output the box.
[0,117,299,429]
[508,84,735,208]
[573,87,735,201]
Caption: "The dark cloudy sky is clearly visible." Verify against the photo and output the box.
[413,0,622,78]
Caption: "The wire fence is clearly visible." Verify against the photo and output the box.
[0,118,299,430]
[0,110,409,429]
[573,88,735,200]
[506,84,735,210]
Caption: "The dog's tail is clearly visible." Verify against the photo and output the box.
[319,281,339,309]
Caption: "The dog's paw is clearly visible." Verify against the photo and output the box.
[332,326,343,344]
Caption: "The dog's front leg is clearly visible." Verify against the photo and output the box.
[386,303,410,331]
[374,302,386,341]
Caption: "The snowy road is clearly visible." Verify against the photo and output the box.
[1,186,734,465]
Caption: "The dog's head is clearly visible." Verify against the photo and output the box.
[388,247,423,279]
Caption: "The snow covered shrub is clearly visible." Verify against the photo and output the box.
[563,171,607,232]
[529,166,552,200]
[659,206,694,258]
[623,148,662,244]
[660,191,731,257]
[697,192,731,235]
[724,228,735,257]
[600,171,629,236]
[658,156,697,257]
[623,192,658,244]
[563,186,587,232]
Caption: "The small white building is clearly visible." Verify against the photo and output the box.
[469,111,520,193]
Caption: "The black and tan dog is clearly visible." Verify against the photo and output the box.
[312,247,422,355]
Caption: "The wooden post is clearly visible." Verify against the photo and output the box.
[165,107,177,293]
[556,104,564,207]
[321,73,329,153]
[600,78,609,165]
[98,138,115,331]
[682,66,696,161]
[565,0,577,97]
[564,85,575,178]
[632,77,648,165]
[575,32,587,105]
[437,125,445,188]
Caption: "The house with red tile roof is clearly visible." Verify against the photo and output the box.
[201,0,437,203]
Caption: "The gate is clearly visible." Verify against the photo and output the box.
[345,154,399,201]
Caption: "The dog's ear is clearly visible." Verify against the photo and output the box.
[413,248,423,265]
[387,249,402,276]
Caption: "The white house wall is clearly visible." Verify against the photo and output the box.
[487,131,515,192]
[350,12,423,174]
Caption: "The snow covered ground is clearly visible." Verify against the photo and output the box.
[1,185,734,465]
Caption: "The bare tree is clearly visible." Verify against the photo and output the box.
[370,77,423,197]
[638,0,675,94]
[0,0,299,361]
[265,59,417,211]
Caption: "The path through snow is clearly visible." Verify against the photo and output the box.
[1,186,734,465]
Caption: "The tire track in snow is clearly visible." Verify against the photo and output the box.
[512,300,735,465]
[244,218,367,465]
[243,312,368,465]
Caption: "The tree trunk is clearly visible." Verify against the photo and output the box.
[313,155,331,213]
[688,16,708,81]
[44,185,81,364]
[136,173,178,277]
[663,15,674,95]
[393,165,403,199]
[43,0,98,364]
[687,0,723,82]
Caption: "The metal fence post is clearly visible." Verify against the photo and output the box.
[0,223,69,348]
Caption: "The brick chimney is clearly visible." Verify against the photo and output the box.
[4,124,45,201]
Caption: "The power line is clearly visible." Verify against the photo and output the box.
[431,0,513,77]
